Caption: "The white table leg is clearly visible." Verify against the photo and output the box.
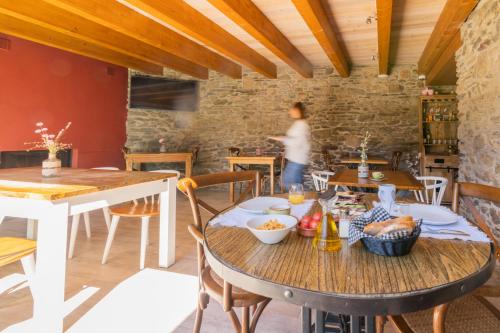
[33,202,69,333]
[26,219,37,240]
[159,177,177,267]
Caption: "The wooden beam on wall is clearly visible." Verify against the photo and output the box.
[0,12,163,75]
[0,0,208,79]
[45,0,241,79]
[291,0,349,77]
[123,0,277,78]
[208,0,313,78]
[426,31,461,84]
[418,0,478,75]
[376,0,393,76]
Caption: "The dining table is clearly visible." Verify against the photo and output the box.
[203,193,495,333]
[124,151,193,177]
[0,167,177,333]
[328,169,424,191]
[226,155,277,201]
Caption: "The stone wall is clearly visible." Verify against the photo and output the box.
[127,65,427,187]
[455,0,500,239]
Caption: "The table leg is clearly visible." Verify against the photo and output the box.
[26,219,37,240]
[270,161,275,196]
[301,307,312,333]
[229,162,235,202]
[185,156,192,178]
[125,158,133,171]
[32,202,69,333]
[315,310,325,333]
[365,316,375,333]
[159,177,177,267]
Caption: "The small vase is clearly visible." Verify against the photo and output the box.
[159,144,167,153]
[358,162,369,178]
[42,152,61,178]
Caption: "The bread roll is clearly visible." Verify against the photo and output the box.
[363,216,414,236]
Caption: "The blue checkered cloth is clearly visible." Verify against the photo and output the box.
[348,206,421,246]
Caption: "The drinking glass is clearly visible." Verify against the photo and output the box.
[288,183,305,204]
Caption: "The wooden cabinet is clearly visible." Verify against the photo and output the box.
[418,95,459,203]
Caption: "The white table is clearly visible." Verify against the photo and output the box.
[0,167,177,333]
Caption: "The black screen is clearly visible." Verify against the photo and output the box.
[129,76,199,111]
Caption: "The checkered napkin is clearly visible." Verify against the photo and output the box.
[348,206,421,245]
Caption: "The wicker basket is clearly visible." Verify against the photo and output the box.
[361,227,421,256]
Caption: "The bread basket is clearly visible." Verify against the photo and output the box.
[360,226,421,256]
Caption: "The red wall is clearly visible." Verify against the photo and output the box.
[0,35,128,168]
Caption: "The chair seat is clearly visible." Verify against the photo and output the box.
[110,201,160,217]
[202,266,268,308]
[401,295,500,333]
[0,237,36,267]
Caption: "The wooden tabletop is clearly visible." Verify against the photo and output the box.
[226,155,277,164]
[204,197,494,315]
[0,167,175,201]
[329,169,424,191]
[340,157,388,165]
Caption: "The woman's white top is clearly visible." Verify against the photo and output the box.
[283,119,311,165]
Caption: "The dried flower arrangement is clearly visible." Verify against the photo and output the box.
[25,121,72,157]
[359,131,371,163]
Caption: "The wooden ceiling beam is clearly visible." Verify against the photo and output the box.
[291,0,349,77]
[418,0,478,75]
[376,0,393,76]
[0,0,208,79]
[45,0,241,79]
[123,0,277,78]
[426,31,460,85]
[0,12,162,75]
[207,0,313,78]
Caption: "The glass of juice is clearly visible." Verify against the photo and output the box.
[288,183,305,204]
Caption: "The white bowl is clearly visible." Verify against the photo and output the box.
[246,214,297,244]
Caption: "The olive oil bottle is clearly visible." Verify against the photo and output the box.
[313,197,341,252]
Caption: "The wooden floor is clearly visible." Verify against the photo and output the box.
[0,190,496,332]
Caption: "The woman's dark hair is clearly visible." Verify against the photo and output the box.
[293,102,306,119]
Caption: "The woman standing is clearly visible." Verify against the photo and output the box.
[269,102,311,189]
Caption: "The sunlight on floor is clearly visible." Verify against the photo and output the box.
[66,269,198,333]
[0,273,27,294]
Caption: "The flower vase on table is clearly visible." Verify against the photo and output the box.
[25,121,72,178]
[159,138,167,152]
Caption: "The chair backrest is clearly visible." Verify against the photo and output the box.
[415,176,448,205]
[191,146,200,165]
[184,171,261,284]
[452,182,500,259]
[311,170,335,192]
[227,147,241,157]
[92,167,120,171]
[390,151,402,171]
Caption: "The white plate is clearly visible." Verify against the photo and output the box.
[238,197,289,214]
[408,204,458,225]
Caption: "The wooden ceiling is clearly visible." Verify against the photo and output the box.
[0,0,479,84]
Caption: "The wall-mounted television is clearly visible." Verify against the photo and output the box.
[129,75,199,111]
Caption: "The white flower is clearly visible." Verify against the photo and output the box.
[48,134,55,139]
[35,129,41,134]
[41,128,48,132]
[36,122,43,127]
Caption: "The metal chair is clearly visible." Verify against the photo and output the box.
[413,176,448,206]
[384,182,500,333]
[183,171,271,332]
[68,167,120,259]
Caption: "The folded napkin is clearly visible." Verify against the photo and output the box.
[348,207,420,246]
[210,199,315,228]
[420,215,490,242]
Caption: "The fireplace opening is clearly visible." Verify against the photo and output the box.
[0,150,72,169]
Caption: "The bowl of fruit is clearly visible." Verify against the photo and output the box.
[298,212,322,237]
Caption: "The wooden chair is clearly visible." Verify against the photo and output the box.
[321,146,346,173]
[389,151,402,171]
[183,171,271,333]
[0,237,36,297]
[68,167,120,259]
[413,176,448,206]
[311,170,335,192]
[383,182,500,333]
[262,152,286,194]
[101,170,180,269]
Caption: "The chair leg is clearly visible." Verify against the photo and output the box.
[102,215,120,265]
[140,216,150,270]
[68,214,81,259]
[26,219,37,240]
[376,316,386,333]
[250,298,271,333]
[432,304,449,333]
[242,307,250,333]
[227,309,241,332]
[193,297,204,333]
[20,253,36,298]
[102,207,111,230]
[83,212,91,239]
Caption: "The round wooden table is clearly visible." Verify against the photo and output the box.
[204,203,495,333]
